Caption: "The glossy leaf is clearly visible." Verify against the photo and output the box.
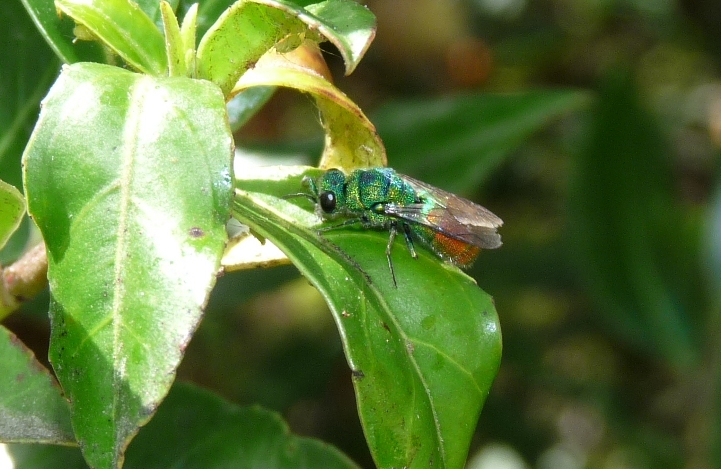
[23,62,232,468]
[0,181,25,250]
[234,167,502,469]
[196,0,376,96]
[235,48,386,169]
[196,0,302,95]
[1,0,59,262]
[0,326,75,445]
[194,0,235,40]
[160,1,186,77]
[568,71,697,368]
[20,0,105,64]
[179,3,198,72]
[55,0,167,75]
[0,179,26,319]
[134,0,171,26]
[298,0,376,75]
[7,380,358,469]
[373,90,590,193]
[3,0,60,188]
[124,382,360,468]
[8,443,88,469]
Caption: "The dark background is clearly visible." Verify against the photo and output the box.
[4,0,720,468]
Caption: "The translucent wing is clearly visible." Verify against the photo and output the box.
[384,175,503,250]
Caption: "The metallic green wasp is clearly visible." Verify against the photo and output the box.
[292,167,503,286]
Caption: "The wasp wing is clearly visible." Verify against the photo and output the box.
[384,175,503,249]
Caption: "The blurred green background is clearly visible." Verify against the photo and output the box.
[3,0,721,468]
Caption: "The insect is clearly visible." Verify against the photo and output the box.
[290,167,503,286]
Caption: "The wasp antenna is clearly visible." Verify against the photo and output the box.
[283,193,317,202]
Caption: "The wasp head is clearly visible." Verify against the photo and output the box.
[317,169,347,217]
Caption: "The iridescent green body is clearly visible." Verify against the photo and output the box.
[297,167,503,285]
[314,167,417,225]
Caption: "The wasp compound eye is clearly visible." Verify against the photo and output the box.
[320,191,336,213]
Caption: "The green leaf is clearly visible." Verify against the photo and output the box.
[8,444,88,469]
[234,167,502,469]
[0,326,75,445]
[373,90,591,193]
[568,70,697,368]
[235,48,386,169]
[1,1,59,262]
[1,0,60,188]
[299,0,376,75]
[160,0,186,77]
[0,181,25,250]
[134,0,172,26]
[196,1,305,96]
[23,62,232,469]
[20,0,105,64]
[124,382,360,468]
[0,179,26,319]
[179,3,198,72]
[55,0,168,75]
[196,0,376,96]
[194,0,235,40]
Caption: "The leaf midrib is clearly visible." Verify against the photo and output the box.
[235,189,457,467]
[108,75,148,448]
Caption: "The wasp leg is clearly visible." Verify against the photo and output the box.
[386,222,399,288]
[401,223,417,259]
